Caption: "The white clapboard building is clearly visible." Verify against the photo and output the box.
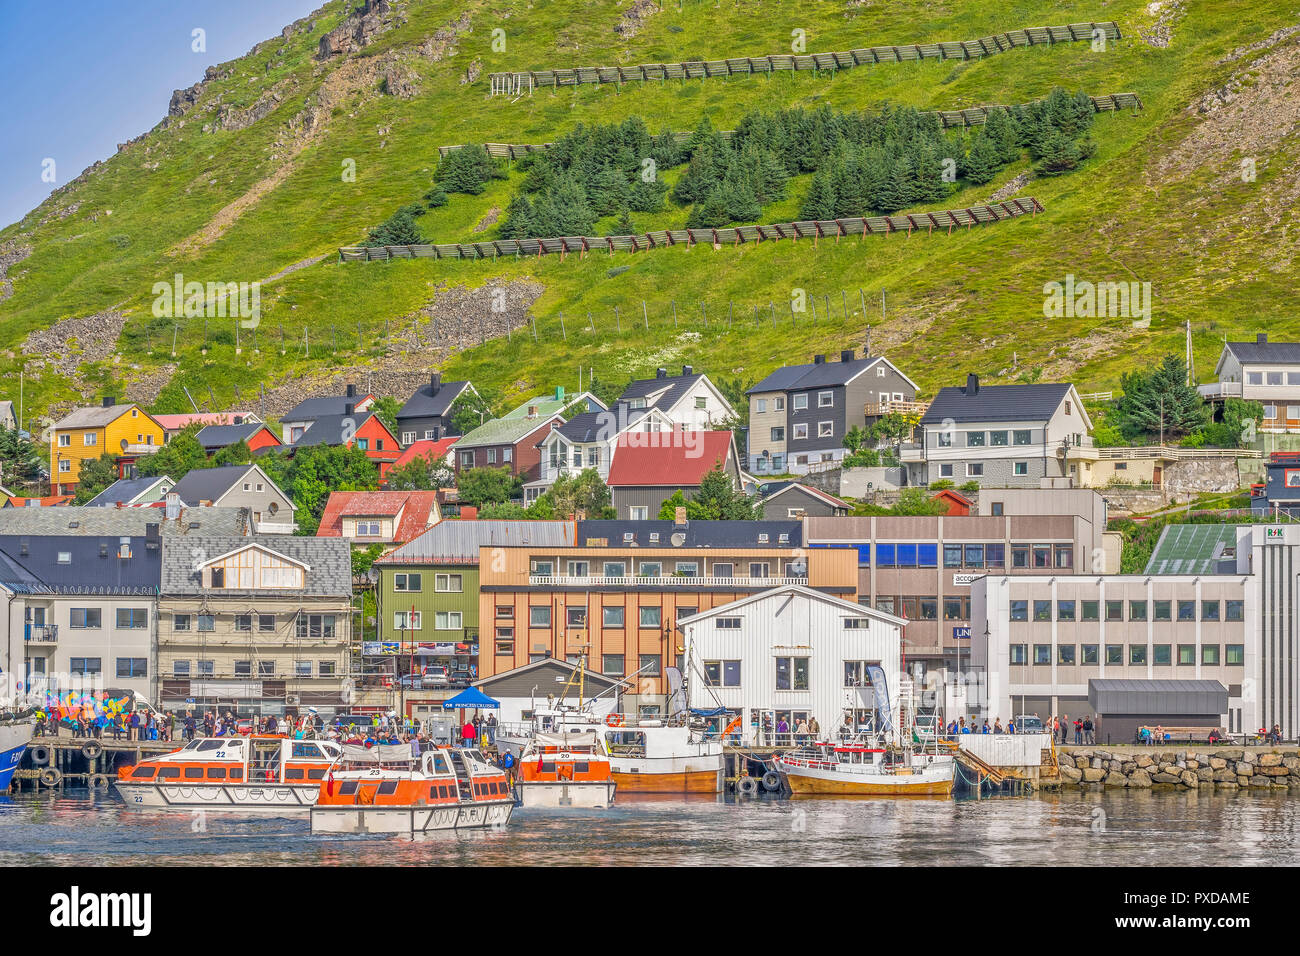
[680,585,905,745]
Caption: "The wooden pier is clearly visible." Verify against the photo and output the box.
[10,736,175,793]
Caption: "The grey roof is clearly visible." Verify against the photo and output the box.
[280,394,371,422]
[292,413,383,448]
[83,476,174,507]
[1088,679,1228,716]
[1145,524,1241,575]
[1224,340,1300,365]
[786,356,881,389]
[377,520,576,565]
[456,415,560,450]
[397,380,471,421]
[574,519,802,549]
[160,535,352,597]
[921,383,1072,424]
[618,373,704,412]
[196,422,271,449]
[554,405,651,443]
[51,403,142,430]
[0,548,51,594]
[747,363,818,395]
[0,505,250,536]
[0,535,162,595]
[170,465,263,506]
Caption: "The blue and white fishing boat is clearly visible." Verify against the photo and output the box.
[0,713,35,791]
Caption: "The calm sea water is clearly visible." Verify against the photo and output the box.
[3,789,1299,866]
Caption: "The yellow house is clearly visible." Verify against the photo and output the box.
[49,399,166,494]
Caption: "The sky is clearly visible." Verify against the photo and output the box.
[0,0,323,229]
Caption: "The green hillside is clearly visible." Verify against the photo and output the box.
[2,0,1296,426]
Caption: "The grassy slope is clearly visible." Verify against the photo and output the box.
[1,0,1296,421]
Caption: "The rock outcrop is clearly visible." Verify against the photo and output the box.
[1053,747,1300,790]
[318,0,394,59]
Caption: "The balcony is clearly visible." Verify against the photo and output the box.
[528,574,808,589]
[1197,381,1243,401]
[24,625,58,643]
[864,399,929,419]
[898,442,925,463]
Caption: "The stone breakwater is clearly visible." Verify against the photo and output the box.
[1054,748,1300,790]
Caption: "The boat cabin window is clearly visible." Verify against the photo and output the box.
[308,769,326,780]
[540,762,556,773]
[339,782,358,795]
[429,753,448,774]
[130,766,157,779]
[182,740,203,750]
[184,767,204,779]
[437,785,450,798]
[208,767,227,779]
[196,740,226,752]
[230,768,243,780]
[158,767,180,779]
[284,768,304,780]
[575,763,589,773]
[377,781,399,795]
[291,743,323,759]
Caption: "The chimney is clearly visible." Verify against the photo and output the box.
[233,415,243,425]
[840,349,855,362]
[460,505,478,520]
[345,403,355,416]
[554,386,565,402]
[102,396,115,408]
[1258,333,1268,345]
[527,405,539,418]
[430,372,442,394]
[346,384,357,398]
[674,507,687,526]
[656,368,667,380]
[814,355,826,365]
[682,365,693,376]
[965,374,980,396]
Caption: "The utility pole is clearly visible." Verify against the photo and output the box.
[1185,318,1193,386]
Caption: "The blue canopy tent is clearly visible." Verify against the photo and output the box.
[441,687,500,711]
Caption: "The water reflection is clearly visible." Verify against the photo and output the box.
[2,788,1297,866]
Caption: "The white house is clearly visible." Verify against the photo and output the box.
[679,585,904,745]
[526,404,675,502]
[618,366,736,431]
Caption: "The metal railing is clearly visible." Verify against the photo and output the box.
[1094,445,1260,460]
[527,574,807,588]
[25,625,58,643]
[864,400,929,418]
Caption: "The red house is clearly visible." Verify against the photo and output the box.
[291,410,403,474]
[931,489,973,516]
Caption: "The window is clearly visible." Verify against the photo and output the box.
[435,573,463,592]
[258,661,276,677]
[1013,430,1031,445]
[1178,644,1195,666]
[1058,645,1075,665]
[1010,600,1028,622]
[967,463,983,478]
[602,606,625,628]
[394,573,422,592]
[704,661,741,687]
[402,431,416,445]
[84,433,97,446]
[944,544,962,568]
[1201,600,1220,621]
[211,568,224,588]
[770,427,785,442]
[1033,645,1050,665]
[755,398,768,414]
[393,611,422,630]
[1081,644,1098,665]
[1105,600,1123,622]
[529,606,551,628]
[1032,545,1052,568]
[943,597,964,621]
[70,608,102,629]
[712,562,734,578]
[1082,601,1099,622]
[967,432,986,447]
[792,423,808,440]
[259,614,275,633]
[173,614,191,631]
[639,606,662,629]
[1057,600,1076,622]
[1153,644,1171,666]
[918,597,938,620]
[1013,462,1028,476]
[486,448,496,465]
[565,606,587,628]
[319,661,335,677]
[356,520,381,536]
[601,654,624,676]
[817,391,833,408]
[818,421,833,438]
[1226,600,1244,621]
[198,614,215,632]
[70,658,102,676]
[1033,600,1052,622]
[1129,600,1148,622]
[639,654,661,676]
[1055,545,1073,568]
[116,658,147,678]
[793,394,808,410]
[1226,644,1244,665]
[988,430,1008,447]
[1153,600,1171,622]
[58,434,71,447]
[434,611,463,630]
[297,614,336,638]
[964,544,984,568]
[774,397,785,410]
[1202,644,1220,666]
[638,561,662,577]
[937,433,952,448]
[630,506,648,520]
[173,660,190,677]
[775,657,809,690]
[991,502,1004,516]
[295,661,312,678]
[196,660,214,676]
[1011,544,1029,569]
[1129,645,1147,666]
[235,614,253,632]
[1106,645,1122,665]
[234,661,252,677]
[530,559,554,576]
[1177,600,1196,622]
[1010,644,1027,665]
[675,562,698,577]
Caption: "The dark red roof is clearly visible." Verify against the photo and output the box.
[606,431,734,487]
[316,491,442,542]
[388,437,458,473]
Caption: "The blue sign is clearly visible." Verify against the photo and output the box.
[953,626,971,640]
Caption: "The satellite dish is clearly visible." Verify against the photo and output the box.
[1055,447,1067,458]
[670,532,686,547]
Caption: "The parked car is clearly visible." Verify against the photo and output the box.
[422,665,450,687]
[450,667,472,686]
[398,674,425,690]
[1014,715,1045,735]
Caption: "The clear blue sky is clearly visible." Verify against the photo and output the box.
[0,0,323,229]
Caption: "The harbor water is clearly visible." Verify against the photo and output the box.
[4,788,1300,865]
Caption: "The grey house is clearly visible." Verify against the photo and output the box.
[396,372,476,445]
[169,464,296,533]
[911,376,1094,489]
[279,384,375,443]
[747,349,919,476]
[758,481,850,519]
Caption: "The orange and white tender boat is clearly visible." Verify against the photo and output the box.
[115,736,342,811]
[311,743,514,834]
[514,732,616,808]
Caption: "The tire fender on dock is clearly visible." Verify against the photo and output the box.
[736,776,759,796]
[82,741,104,760]
[89,774,111,790]
[39,768,62,788]
[761,771,782,792]
[29,745,50,767]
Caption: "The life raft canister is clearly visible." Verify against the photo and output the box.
[605,714,625,727]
